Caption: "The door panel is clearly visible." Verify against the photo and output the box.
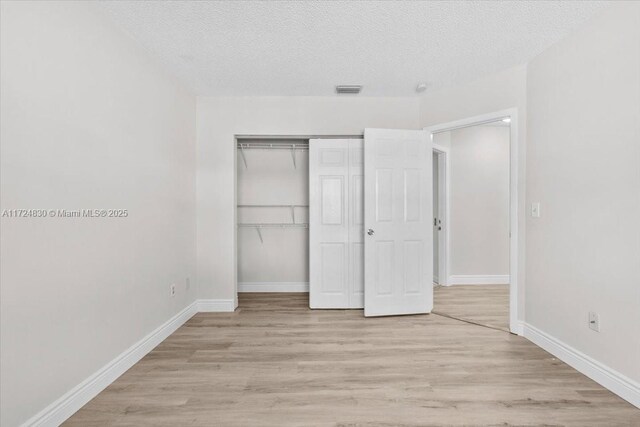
[321,177,344,224]
[310,139,364,309]
[351,243,364,296]
[404,169,421,221]
[375,241,394,295]
[320,243,345,293]
[404,240,423,293]
[375,169,394,221]
[364,129,432,316]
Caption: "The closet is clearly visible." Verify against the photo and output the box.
[236,129,433,317]
[236,139,309,292]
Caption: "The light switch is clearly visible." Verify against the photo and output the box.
[531,202,541,218]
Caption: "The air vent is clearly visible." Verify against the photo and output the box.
[335,85,362,95]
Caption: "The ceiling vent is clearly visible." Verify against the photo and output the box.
[335,85,362,95]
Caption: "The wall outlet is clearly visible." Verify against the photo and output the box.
[170,284,176,297]
[531,202,541,218]
[589,311,600,332]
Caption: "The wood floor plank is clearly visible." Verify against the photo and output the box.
[434,284,510,331]
[65,292,640,426]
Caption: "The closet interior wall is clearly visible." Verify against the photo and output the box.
[236,139,310,292]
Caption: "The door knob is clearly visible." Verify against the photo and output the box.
[367,228,375,236]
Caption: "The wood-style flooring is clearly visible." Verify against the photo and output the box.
[66,292,640,426]
[434,284,510,331]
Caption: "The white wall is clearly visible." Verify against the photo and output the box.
[447,125,510,278]
[197,97,421,304]
[237,148,309,284]
[0,2,196,426]
[526,1,640,385]
[420,65,527,316]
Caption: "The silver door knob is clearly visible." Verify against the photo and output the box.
[367,228,375,236]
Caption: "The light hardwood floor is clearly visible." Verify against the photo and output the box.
[434,284,510,331]
[66,293,640,426]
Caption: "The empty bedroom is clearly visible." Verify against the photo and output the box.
[1,1,638,426]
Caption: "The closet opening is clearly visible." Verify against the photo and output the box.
[236,129,438,318]
[234,135,362,308]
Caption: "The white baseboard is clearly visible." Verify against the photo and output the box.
[197,298,236,312]
[448,274,510,285]
[522,322,640,408]
[238,281,309,293]
[22,298,236,426]
[22,301,199,427]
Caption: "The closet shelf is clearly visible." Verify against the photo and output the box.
[238,204,308,224]
[237,223,309,228]
[236,142,309,150]
[237,204,308,208]
[237,222,309,244]
[237,142,308,169]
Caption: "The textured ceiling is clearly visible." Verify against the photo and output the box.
[96,0,607,96]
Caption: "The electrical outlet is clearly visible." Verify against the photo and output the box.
[589,311,600,332]
[531,202,541,218]
[170,284,176,297]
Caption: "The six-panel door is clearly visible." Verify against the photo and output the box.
[363,129,432,317]
[309,139,364,308]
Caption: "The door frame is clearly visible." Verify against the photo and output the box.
[431,143,450,287]
[424,108,521,334]
[233,134,362,309]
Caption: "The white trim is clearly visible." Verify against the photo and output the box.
[22,301,199,427]
[197,299,236,312]
[523,322,640,409]
[238,281,309,292]
[448,275,510,285]
[22,298,237,426]
[431,143,450,286]
[424,108,521,335]
[233,134,363,305]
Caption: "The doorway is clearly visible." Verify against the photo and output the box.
[425,109,520,334]
[432,145,449,287]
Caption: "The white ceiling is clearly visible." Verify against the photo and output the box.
[96,1,607,97]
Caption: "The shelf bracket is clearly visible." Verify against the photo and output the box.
[255,226,263,244]
[240,144,248,168]
[291,144,297,169]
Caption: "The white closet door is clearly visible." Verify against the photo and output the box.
[363,129,432,317]
[309,139,363,308]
